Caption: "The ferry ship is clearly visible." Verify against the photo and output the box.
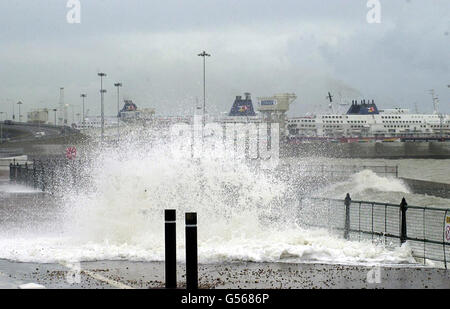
[287,100,450,141]
[74,99,155,131]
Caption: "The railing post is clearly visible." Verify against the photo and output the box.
[9,163,14,180]
[24,163,29,186]
[164,209,177,289]
[443,210,448,270]
[33,160,37,189]
[185,212,198,290]
[344,193,351,240]
[50,164,55,193]
[17,163,22,184]
[40,161,45,192]
[400,197,408,244]
[14,163,18,182]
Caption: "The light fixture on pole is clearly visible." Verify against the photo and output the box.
[197,50,211,141]
[71,105,75,125]
[81,94,87,125]
[98,72,107,141]
[17,101,23,122]
[65,104,71,125]
[114,82,122,141]
[0,112,4,144]
[53,109,57,126]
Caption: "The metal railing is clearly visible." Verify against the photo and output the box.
[9,159,87,193]
[9,162,448,267]
[297,195,450,268]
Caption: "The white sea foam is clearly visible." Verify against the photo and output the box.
[0,131,417,265]
[320,169,410,200]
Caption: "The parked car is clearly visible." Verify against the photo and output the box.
[34,131,46,138]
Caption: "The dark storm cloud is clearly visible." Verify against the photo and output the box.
[0,0,448,119]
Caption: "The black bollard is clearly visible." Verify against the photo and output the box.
[164,209,177,289]
[400,198,408,244]
[344,193,351,240]
[185,212,198,290]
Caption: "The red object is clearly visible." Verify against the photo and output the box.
[66,147,77,160]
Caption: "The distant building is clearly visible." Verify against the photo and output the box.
[119,99,155,121]
[27,109,49,124]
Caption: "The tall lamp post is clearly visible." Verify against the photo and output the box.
[81,94,87,125]
[98,72,107,141]
[197,50,211,141]
[70,105,75,125]
[0,112,4,143]
[65,104,71,126]
[17,101,23,122]
[53,109,57,126]
[114,82,122,141]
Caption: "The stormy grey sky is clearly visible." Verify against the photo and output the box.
[0,0,449,120]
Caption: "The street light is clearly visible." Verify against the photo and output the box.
[17,101,23,122]
[0,112,5,144]
[70,105,75,125]
[197,50,211,140]
[98,72,107,141]
[81,94,87,125]
[52,109,57,126]
[114,82,122,141]
[65,104,71,125]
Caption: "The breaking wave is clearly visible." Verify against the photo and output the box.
[0,130,416,265]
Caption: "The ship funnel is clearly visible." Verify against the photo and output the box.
[244,92,251,100]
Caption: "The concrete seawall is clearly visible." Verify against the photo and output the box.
[282,141,450,159]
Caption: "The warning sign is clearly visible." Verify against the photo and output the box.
[66,147,77,160]
[446,215,450,242]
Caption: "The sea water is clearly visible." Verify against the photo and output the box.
[0,131,430,266]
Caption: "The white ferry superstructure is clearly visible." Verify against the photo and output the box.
[287,100,450,140]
